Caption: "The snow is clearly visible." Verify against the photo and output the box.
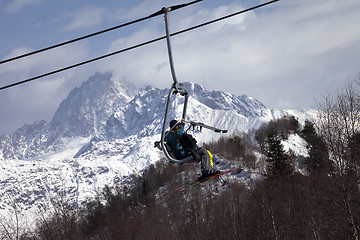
[0,72,314,228]
[282,134,309,158]
[282,134,309,175]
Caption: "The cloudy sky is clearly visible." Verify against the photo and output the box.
[0,0,360,135]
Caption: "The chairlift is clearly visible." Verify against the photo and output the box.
[154,6,227,164]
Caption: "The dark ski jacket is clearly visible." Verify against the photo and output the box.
[165,123,187,159]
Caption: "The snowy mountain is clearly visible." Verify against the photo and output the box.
[51,72,137,138]
[0,72,316,225]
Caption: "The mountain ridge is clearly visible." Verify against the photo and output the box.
[0,72,316,225]
[0,72,272,160]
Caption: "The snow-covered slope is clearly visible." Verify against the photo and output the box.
[0,72,316,225]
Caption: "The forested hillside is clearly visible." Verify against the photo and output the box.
[9,122,360,239]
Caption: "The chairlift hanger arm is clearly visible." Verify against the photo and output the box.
[163,8,178,84]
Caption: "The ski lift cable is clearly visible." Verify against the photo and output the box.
[0,0,279,91]
[0,35,166,91]
[0,0,203,65]
[172,0,279,36]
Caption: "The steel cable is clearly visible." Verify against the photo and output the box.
[0,0,203,65]
[0,0,279,91]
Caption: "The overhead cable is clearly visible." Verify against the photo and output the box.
[0,0,203,65]
[0,0,279,91]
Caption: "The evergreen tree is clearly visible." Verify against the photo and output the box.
[301,120,330,175]
[289,116,300,133]
[266,133,293,176]
[301,120,316,137]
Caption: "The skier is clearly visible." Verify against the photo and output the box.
[165,118,220,180]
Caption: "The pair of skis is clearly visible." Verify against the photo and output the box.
[173,167,242,192]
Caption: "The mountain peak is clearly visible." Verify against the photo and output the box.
[50,72,137,137]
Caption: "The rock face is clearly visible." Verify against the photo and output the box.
[50,72,137,138]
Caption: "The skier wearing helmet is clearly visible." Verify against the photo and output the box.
[165,118,220,180]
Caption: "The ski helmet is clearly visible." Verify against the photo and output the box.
[170,120,178,129]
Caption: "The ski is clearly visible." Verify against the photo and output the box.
[173,167,242,192]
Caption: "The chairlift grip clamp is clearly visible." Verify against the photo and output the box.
[172,82,188,96]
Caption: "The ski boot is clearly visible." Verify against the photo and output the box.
[197,169,221,181]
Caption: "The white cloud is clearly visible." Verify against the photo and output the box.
[0,40,93,134]
[64,6,107,31]
[1,43,89,78]
[97,0,360,109]
[4,0,42,14]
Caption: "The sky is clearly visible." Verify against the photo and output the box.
[0,0,360,135]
